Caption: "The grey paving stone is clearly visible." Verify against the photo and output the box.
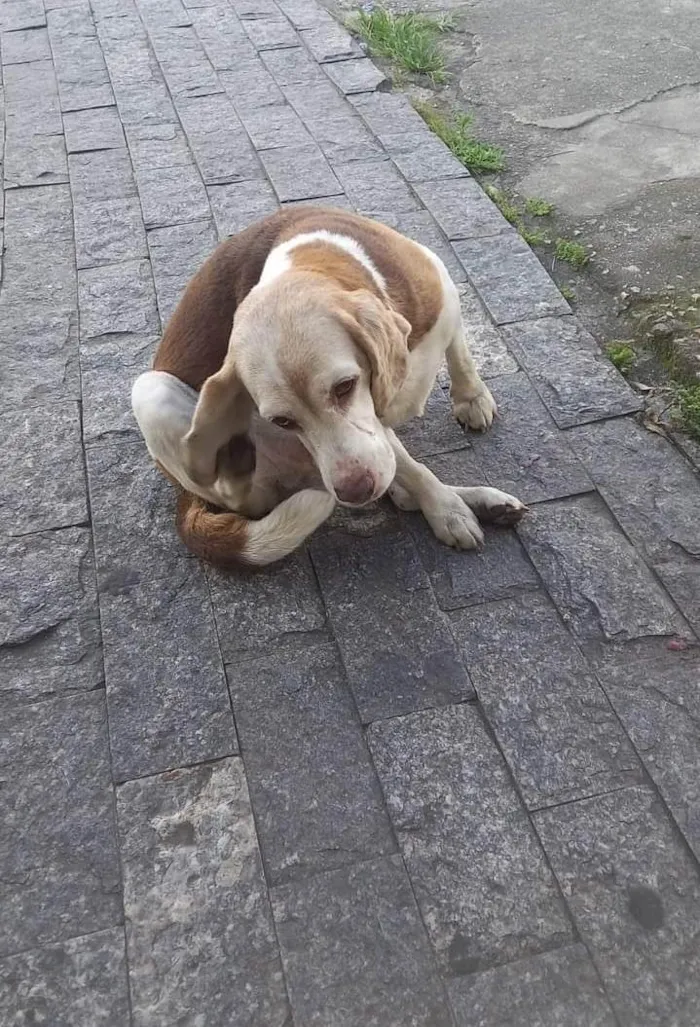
[468,372,592,504]
[135,161,212,228]
[568,416,700,634]
[63,103,126,151]
[148,23,224,98]
[3,306,80,407]
[0,25,51,62]
[600,640,700,861]
[86,441,190,590]
[125,119,192,170]
[458,280,519,378]
[228,643,394,884]
[137,0,193,28]
[502,316,641,427]
[148,218,217,323]
[101,561,236,781]
[415,177,513,242]
[207,549,328,662]
[325,55,386,94]
[1,184,76,311]
[69,149,147,267]
[0,929,129,1027]
[190,3,255,69]
[453,233,572,325]
[99,31,178,126]
[453,592,642,809]
[299,21,362,63]
[272,855,453,1027]
[176,92,263,183]
[219,57,285,109]
[118,758,288,1026]
[310,529,473,722]
[239,100,313,150]
[78,258,160,339]
[242,13,298,49]
[0,692,122,956]
[390,132,471,183]
[281,193,356,211]
[518,492,687,646]
[535,786,700,1026]
[276,0,335,29]
[372,208,466,283]
[394,384,470,458]
[208,177,279,238]
[2,61,68,188]
[334,157,420,215]
[283,81,383,164]
[448,944,616,1027]
[0,528,102,707]
[367,704,573,975]
[261,43,323,85]
[0,0,45,32]
[47,6,115,111]
[80,333,156,444]
[0,403,87,538]
[351,88,426,138]
[259,142,342,201]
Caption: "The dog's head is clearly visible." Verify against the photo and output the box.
[184,272,410,506]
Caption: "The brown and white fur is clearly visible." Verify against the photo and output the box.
[131,206,525,566]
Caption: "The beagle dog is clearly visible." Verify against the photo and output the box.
[132,206,526,566]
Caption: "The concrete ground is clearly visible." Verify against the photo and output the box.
[2,0,700,1025]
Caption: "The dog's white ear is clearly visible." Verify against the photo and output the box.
[338,290,411,417]
[182,359,253,487]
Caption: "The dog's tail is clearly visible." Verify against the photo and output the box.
[175,488,335,568]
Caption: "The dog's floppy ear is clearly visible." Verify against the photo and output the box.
[182,358,254,487]
[337,289,411,418]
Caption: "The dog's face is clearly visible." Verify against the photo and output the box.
[229,274,410,506]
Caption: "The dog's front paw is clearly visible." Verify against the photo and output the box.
[453,486,527,526]
[423,491,484,550]
[451,385,497,431]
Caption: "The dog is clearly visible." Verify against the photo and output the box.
[132,206,526,566]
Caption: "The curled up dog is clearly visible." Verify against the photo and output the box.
[131,206,526,567]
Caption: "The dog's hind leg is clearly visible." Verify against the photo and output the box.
[445,318,497,432]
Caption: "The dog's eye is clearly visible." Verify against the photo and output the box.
[271,416,297,431]
[333,377,357,401]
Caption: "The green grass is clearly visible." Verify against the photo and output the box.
[555,238,589,268]
[520,227,546,247]
[484,185,519,223]
[352,7,449,82]
[525,197,554,217]
[559,284,576,302]
[606,342,636,375]
[415,105,505,172]
[676,384,700,440]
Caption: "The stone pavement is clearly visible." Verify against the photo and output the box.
[1,0,700,1023]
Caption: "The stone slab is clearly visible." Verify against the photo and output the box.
[100,561,237,782]
[118,759,288,1026]
[80,333,157,444]
[272,855,453,1027]
[453,233,571,325]
[502,316,641,427]
[261,43,324,85]
[219,57,285,109]
[3,306,80,407]
[535,786,700,1026]
[2,61,67,187]
[389,132,471,183]
[176,92,263,183]
[125,119,192,170]
[0,403,87,538]
[299,22,361,63]
[207,549,328,662]
[601,645,700,862]
[137,0,193,28]
[283,81,383,163]
[324,55,386,94]
[134,161,212,228]
[415,177,511,240]
[63,103,126,151]
[458,281,519,378]
[148,218,217,323]
[78,258,160,339]
[0,528,103,707]
[0,929,129,1027]
[468,372,593,504]
[448,944,616,1027]
[69,149,147,267]
[259,142,342,201]
[0,25,51,63]
[394,383,470,458]
[333,157,421,215]
[227,643,394,884]
[371,208,465,283]
[1,185,75,311]
[148,23,224,98]
[452,592,642,809]
[238,100,314,150]
[0,692,122,955]
[0,0,46,32]
[190,4,255,69]
[47,6,115,112]
[367,704,573,974]
[350,88,426,138]
[208,178,279,238]
[518,492,688,646]
[310,529,473,722]
[568,416,700,634]
[242,13,298,50]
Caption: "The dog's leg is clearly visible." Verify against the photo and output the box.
[445,321,497,431]
[387,430,525,548]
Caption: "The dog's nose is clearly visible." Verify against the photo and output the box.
[334,471,376,506]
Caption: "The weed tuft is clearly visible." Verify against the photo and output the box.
[606,342,636,375]
[353,7,449,82]
[525,197,554,217]
[415,104,505,172]
[555,238,589,268]
[676,384,700,440]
